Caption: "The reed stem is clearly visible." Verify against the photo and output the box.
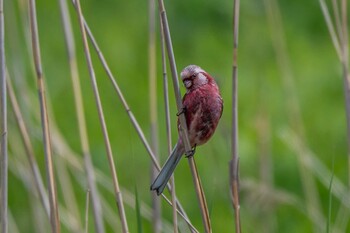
[28,0,60,231]
[0,0,7,231]
[158,0,211,232]
[230,0,241,232]
[73,0,129,231]
[58,0,105,231]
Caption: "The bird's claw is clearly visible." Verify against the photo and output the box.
[185,144,197,158]
[176,107,186,116]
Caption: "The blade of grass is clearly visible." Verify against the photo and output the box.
[157,1,212,232]
[135,186,144,233]
[28,0,60,231]
[72,0,129,232]
[281,129,350,209]
[0,0,7,231]
[58,0,105,232]
[230,0,241,232]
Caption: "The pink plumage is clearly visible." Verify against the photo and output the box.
[151,65,223,195]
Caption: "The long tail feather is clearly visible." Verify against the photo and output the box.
[150,142,184,195]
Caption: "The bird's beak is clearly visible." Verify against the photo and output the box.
[183,79,192,89]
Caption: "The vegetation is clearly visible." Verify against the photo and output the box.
[2,0,349,232]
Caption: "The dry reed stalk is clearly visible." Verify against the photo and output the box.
[321,0,350,186]
[159,13,178,233]
[84,190,90,233]
[318,0,350,229]
[160,194,199,233]
[72,0,129,232]
[28,0,60,231]
[58,0,105,232]
[148,0,162,232]
[6,74,50,215]
[157,0,211,232]
[230,0,241,232]
[319,0,342,58]
[8,73,96,232]
[339,0,350,186]
[0,0,7,231]
[70,0,161,170]
[68,0,195,229]
[9,150,84,232]
[338,1,350,228]
[69,0,193,226]
[331,0,343,42]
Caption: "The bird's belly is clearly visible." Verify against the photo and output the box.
[188,104,221,146]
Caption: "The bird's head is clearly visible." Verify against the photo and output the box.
[180,65,211,91]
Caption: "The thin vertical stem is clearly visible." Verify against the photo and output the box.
[0,0,7,231]
[148,0,161,232]
[157,2,189,139]
[28,0,60,231]
[319,0,342,60]
[73,0,129,232]
[157,1,211,232]
[319,0,350,189]
[84,190,90,233]
[58,0,105,231]
[340,0,350,187]
[331,0,343,42]
[230,0,241,232]
[159,14,178,233]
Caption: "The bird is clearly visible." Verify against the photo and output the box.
[150,64,223,195]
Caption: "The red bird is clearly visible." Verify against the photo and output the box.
[150,65,223,195]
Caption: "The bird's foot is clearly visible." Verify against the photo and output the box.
[176,107,186,116]
[185,144,197,158]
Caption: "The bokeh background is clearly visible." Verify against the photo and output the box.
[4,0,350,232]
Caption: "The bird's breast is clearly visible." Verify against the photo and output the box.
[182,85,223,146]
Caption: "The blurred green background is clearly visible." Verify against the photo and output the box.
[5,0,350,232]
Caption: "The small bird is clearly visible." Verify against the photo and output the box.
[150,65,223,195]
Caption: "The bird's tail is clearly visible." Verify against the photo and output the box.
[150,143,184,195]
